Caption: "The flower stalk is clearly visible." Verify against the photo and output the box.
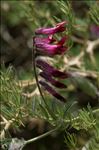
[33,38,56,119]
[24,125,60,147]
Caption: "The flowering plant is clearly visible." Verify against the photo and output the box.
[33,21,71,103]
[1,1,99,150]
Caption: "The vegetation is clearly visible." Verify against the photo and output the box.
[0,1,99,150]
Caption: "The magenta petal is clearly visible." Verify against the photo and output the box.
[34,37,51,44]
[34,35,55,45]
[40,71,67,88]
[39,81,66,102]
[35,43,62,56]
[36,59,70,79]
[35,43,59,50]
[35,21,66,35]
[35,42,67,56]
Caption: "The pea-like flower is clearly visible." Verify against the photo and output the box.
[34,36,67,56]
[35,21,66,35]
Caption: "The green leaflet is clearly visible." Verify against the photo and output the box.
[71,76,99,98]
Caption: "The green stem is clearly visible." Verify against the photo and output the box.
[32,39,56,120]
[24,126,59,146]
[32,40,45,102]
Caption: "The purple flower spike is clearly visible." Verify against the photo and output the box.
[36,59,70,79]
[35,21,66,35]
[33,21,69,103]
[39,81,66,102]
[40,71,67,88]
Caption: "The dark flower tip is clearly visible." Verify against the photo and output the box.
[40,71,67,88]
[36,59,71,79]
[39,81,66,102]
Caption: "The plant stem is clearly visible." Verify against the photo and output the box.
[32,39,45,102]
[32,38,56,119]
[24,126,59,146]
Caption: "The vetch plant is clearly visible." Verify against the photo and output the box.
[33,21,71,103]
[1,1,99,149]
[31,20,99,150]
